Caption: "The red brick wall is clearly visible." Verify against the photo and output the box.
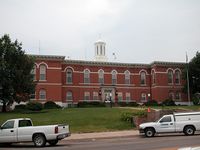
[32,57,187,106]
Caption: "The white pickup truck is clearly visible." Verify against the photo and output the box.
[139,112,200,137]
[0,118,70,147]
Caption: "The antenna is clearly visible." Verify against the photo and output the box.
[39,40,41,54]
[113,52,117,60]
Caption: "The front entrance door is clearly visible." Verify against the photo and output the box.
[104,89,112,102]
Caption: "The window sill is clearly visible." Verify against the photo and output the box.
[39,80,47,82]
[66,82,73,85]
[39,99,46,100]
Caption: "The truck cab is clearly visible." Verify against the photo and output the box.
[0,118,32,143]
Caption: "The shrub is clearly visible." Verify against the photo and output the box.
[144,100,158,106]
[192,94,200,105]
[77,101,105,108]
[44,101,61,109]
[26,101,43,111]
[14,104,26,111]
[162,99,176,106]
[117,102,138,107]
[121,111,147,123]
[121,112,134,123]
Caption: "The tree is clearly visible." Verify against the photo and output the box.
[0,34,35,112]
[184,52,200,104]
[188,52,200,94]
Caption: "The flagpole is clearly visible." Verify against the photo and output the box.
[186,52,191,106]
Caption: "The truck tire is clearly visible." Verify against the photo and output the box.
[184,126,195,136]
[48,140,58,146]
[145,128,155,137]
[33,134,46,147]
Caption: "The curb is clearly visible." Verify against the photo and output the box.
[65,130,139,141]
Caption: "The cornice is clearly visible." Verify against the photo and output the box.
[64,59,150,68]
[29,54,65,61]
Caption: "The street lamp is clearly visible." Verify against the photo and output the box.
[109,92,112,108]
[147,93,151,102]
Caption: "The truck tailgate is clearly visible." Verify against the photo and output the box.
[58,124,70,134]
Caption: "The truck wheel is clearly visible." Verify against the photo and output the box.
[33,134,46,147]
[145,128,155,137]
[184,126,195,136]
[48,140,58,146]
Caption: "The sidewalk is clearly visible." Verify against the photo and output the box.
[66,130,139,141]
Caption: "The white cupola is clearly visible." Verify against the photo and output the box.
[94,39,107,62]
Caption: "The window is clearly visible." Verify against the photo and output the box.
[112,70,117,85]
[19,120,32,127]
[152,70,156,84]
[84,92,90,100]
[126,93,131,102]
[125,71,130,84]
[141,93,146,102]
[175,92,181,100]
[84,69,90,83]
[31,65,36,80]
[39,89,46,100]
[169,92,174,100]
[66,91,73,101]
[99,70,104,84]
[168,70,173,84]
[93,92,98,100]
[1,121,14,129]
[175,70,181,84]
[39,65,46,80]
[160,116,172,123]
[118,92,123,102]
[140,71,146,85]
[66,69,73,84]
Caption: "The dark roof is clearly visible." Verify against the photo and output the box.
[30,54,186,68]
[29,54,65,61]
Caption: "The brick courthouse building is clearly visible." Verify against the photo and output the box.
[31,40,187,107]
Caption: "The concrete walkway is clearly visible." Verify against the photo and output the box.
[67,130,139,141]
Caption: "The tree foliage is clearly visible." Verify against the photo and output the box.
[188,52,200,95]
[0,34,35,112]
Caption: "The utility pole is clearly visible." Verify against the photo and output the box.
[186,52,191,106]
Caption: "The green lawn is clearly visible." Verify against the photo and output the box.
[0,108,139,133]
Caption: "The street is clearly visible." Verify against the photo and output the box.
[1,134,200,150]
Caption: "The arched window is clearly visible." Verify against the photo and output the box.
[169,92,174,100]
[66,91,73,101]
[175,92,181,100]
[175,70,181,84]
[84,92,90,100]
[112,70,117,85]
[98,70,104,84]
[31,65,36,80]
[125,70,130,84]
[126,93,131,102]
[168,70,173,84]
[39,65,46,80]
[84,69,90,83]
[66,69,73,84]
[152,70,156,84]
[141,93,146,102]
[140,71,146,85]
[39,89,46,100]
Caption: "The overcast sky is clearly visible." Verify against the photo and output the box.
[0,0,200,63]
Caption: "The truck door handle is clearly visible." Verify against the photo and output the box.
[170,123,173,125]
[10,130,14,132]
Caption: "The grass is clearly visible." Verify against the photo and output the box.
[0,107,140,133]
